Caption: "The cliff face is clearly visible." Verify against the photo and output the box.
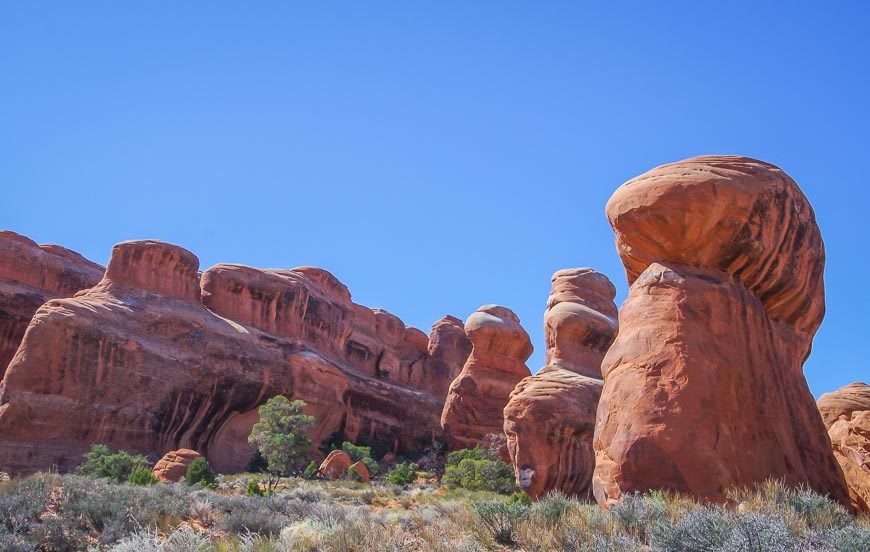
[0,239,469,474]
[0,231,103,378]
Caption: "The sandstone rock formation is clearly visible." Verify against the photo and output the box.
[0,239,470,474]
[818,382,870,512]
[593,156,850,508]
[319,450,352,480]
[504,268,617,500]
[152,449,202,483]
[441,305,532,451]
[349,460,370,483]
[0,231,102,377]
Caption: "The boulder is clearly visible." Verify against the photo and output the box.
[0,231,102,377]
[441,305,532,450]
[349,460,371,483]
[593,156,850,508]
[0,239,470,474]
[818,382,870,512]
[152,448,202,483]
[319,450,352,480]
[504,268,617,500]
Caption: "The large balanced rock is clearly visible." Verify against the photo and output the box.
[152,449,202,483]
[0,239,470,474]
[818,382,870,512]
[593,156,850,508]
[504,268,617,500]
[0,231,102,377]
[441,305,532,450]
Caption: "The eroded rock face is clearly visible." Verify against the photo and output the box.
[593,156,850,508]
[818,383,870,512]
[0,231,102,377]
[441,305,532,450]
[0,239,470,474]
[504,268,617,500]
[319,450,352,480]
[152,449,202,483]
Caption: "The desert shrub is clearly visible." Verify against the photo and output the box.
[781,486,851,530]
[507,491,532,506]
[0,474,53,536]
[111,524,211,552]
[127,466,158,486]
[610,492,668,543]
[286,481,328,503]
[76,444,150,483]
[443,446,515,494]
[246,449,269,473]
[341,441,379,475]
[564,532,644,552]
[650,505,733,551]
[212,494,291,536]
[532,490,573,525]
[386,462,418,486]
[473,500,529,545]
[816,524,870,552]
[185,457,216,488]
[302,460,319,480]
[726,511,800,551]
[246,478,264,497]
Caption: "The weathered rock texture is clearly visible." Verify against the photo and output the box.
[152,449,202,483]
[818,382,870,512]
[441,305,532,451]
[0,231,102,377]
[319,450,352,480]
[0,239,470,474]
[593,156,850,508]
[504,268,617,500]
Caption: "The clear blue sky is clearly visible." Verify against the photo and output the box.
[3,3,867,397]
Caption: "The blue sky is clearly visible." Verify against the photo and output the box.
[2,2,867,397]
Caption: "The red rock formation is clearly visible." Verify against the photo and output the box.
[441,305,532,450]
[0,239,470,474]
[319,450,352,480]
[818,382,870,512]
[504,268,617,500]
[0,231,102,377]
[593,156,850,508]
[152,449,202,483]
[349,460,370,483]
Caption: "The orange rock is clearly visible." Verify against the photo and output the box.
[349,460,370,483]
[818,382,870,512]
[0,239,469,474]
[152,449,202,482]
[0,231,102,377]
[441,305,532,450]
[593,156,850,509]
[319,450,352,480]
[504,268,617,500]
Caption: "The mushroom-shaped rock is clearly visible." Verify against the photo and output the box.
[349,460,371,483]
[818,383,870,512]
[593,156,850,509]
[441,305,532,450]
[504,269,617,500]
[0,231,103,377]
[319,450,353,480]
[152,449,202,483]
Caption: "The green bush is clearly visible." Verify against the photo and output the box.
[341,441,379,475]
[248,396,317,476]
[127,466,158,486]
[386,462,418,486]
[302,460,319,480]
[76,444,150,483]
[442,446,516,494]
[473,500,528,544]
[185,457,216,488]
[246,478,264,497]
[507,491,532,506]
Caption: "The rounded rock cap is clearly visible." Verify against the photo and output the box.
[104,240,201,301]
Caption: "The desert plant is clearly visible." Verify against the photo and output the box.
[443,446,516,494]
[610,492,668,543]
[507,491,533,506]
[76,444,150,483]
[532,489,573,525]
[473,500,529,545]
[245,478,264,497]
[248,396,316,476]
[650,505,734,551]
[185,457,216,488]
[302,460,319,480]
[386,462,419,486]
[127,466,158,486]
[341,441,379,475]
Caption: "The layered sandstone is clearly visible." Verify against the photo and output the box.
[818,382,870,512]
[593,156,850,508]
[0,240,470,474]
[152,449,202,483]
[319,450,352,480]
[504,268,617,500]
[0,231,102,377]
[441,305,532,451]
